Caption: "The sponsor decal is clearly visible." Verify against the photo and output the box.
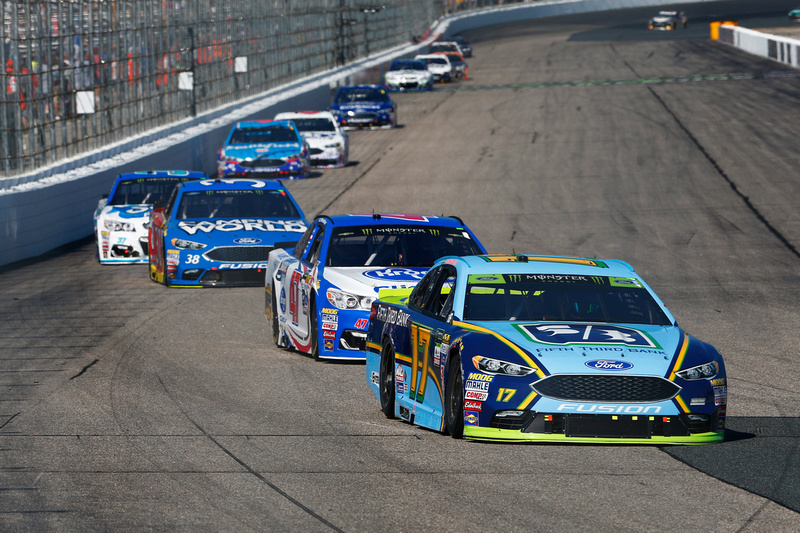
[321,308,338,315]
[465,380,491,392]
[375,306,410,327]
[354,318,369,330]
[464,412,479,426]
[464,400,482,411]
[467,372,493,382]
[322,322,337,331]
[520,324,660,348]
[585,360,634,371]
[219,263,269,269]
[324,340,334,351]
[322,330,336,339]
[710,378,725,386]
[199,178,267,188]
[280,287,287,313]
[395,364,406,384]
[556,403,662,414]
[322,313,338,323]
[107,205,151,219]
[363,268,426,282]
[713,386,727,406]
[433,344,441,368]
[465,390,489,401]
[371,371,380,385]
[690,398,706,406]
[233,238,262,244]
[177,219,307,235]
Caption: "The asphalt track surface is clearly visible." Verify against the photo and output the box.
[2,1,800,531]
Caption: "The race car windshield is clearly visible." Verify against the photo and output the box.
[336,89,389,104]
[176,190,301,219]
[422,57,447,65]
[463,274,671,325]
[109,178,188,205]
[389,60,426,71]
[326,225,482,267]
[228,126,298,144]
[288,118,337,132]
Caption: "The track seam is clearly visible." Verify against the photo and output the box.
[156,376,344,532]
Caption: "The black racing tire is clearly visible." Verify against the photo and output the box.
[270,286,287,348]
[444,354,464,439]
[310,296,320,361]
[379,342,396,418]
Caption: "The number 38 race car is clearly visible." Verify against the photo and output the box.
[265,214,486,360]
[366,254,727,444]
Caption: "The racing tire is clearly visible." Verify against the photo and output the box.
[270,286,287,349]
[310,296,320,361]
[379,342,396,418]
[444,354,464,439]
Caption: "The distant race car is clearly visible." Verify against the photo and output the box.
[648,11,685,30]
[435,51,468,80]
[366,254,727,445]
[274,111,349,169]
[148,178,308,287]
[429,41,463,56]
[217,120,310,180]
[790,7,800,21]
[414,54,454,83]
[383,59,434,91]
[450,35,472,57]
[329,85,397,129]
[94,170,207,264]
[265,214,486,360]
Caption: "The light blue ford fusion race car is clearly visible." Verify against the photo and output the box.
[217,120,310,180]
[366,254,727,444]
[94,170,208,264]
[265,214,486,360]
[328,85,397,129]
[148,178,308,287]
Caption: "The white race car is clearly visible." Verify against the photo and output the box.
[384,59,434,91]
[94,170,207,264]
[273,111,349,169]
[414,54,454,83]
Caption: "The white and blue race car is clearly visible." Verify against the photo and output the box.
[217,120,310,180]
[94,170,208,264]
[148,178,308,287]
[265,214,486,360]
[273,111,349,169]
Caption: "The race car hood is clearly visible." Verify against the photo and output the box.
[333,102,389,113]
[323,266,427,295]
[466,321,683,377]
[301,132,341,146]
[172,218,307,245]
[220,142,304,160]
[98,204,153,222]
[386,69,427,78]
[651,16,672,22]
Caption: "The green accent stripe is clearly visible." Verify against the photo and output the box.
[464,426,723,445]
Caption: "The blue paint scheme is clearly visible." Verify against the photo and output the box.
[366,255,727,444]
[266,214,486,360]
[149,178,308,287]
[217,120,310,180]
[328,85,397,129]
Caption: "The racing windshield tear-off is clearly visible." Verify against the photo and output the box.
[464,274,672,325]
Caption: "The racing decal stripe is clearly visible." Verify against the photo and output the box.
[673,394,690,414]
[516,390,538,410]
[453,321,546,378]
[395,353,412,364]
[667,332,689,381]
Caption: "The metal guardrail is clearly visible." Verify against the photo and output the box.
[0,0,512,177]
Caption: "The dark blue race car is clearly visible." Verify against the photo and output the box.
[328,85,397,129]
[149,178,308,287]
[366,254,727,444]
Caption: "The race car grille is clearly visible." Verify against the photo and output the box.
[240,159,285,168]
[198,269,265,287]
[348,112,377,121]
[530,375,680,403]
[309,148,324,155]
[204,246,272,262]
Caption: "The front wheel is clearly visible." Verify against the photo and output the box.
[444,354,464,438]
[379,342,396,418]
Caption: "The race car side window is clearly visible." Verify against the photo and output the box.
[292,224,316,260]
[164,185,180,220]
[306,225,326,264]
[408,267,441,310]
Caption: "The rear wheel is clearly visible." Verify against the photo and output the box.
[379,342,395,418]
[444,354,464,438]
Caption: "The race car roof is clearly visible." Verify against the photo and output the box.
[114,170,208,182]
[316,213,471,228]
[438,254,638,277]
[178,178,295,193]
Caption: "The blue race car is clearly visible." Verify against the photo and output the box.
[148,178,308,287]
[217,120,310,179]
[328,85,397,129]
[366,254,727,444]
[94,170,208,264]
[265,214,486,360]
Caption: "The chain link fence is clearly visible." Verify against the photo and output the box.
[1,0,513,178]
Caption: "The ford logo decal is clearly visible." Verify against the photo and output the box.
[234,238,262,245]
[585,360,634,371]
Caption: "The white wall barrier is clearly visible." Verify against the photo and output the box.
[718,24,800,69]
[0,0,720,268]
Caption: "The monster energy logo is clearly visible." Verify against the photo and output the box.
[506,275,522,282]
[362,228,373,235]
[591,276,605,284]
[429,229,440,235]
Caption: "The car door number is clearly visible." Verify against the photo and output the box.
[409,323,432,403]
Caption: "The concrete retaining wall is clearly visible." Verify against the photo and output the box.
[718,24,800,68]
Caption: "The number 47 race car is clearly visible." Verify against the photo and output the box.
[366,254,726,444]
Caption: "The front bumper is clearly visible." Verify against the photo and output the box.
[98,231,149,264]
